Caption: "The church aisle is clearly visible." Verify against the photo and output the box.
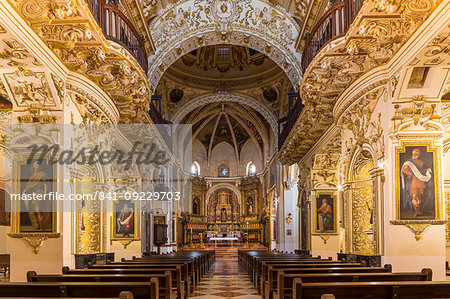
[191,258,262,299]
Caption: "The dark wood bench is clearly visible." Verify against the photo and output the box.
[259,261,363,292]
[1,291,134,299]
[0,281,159,299]
[89,262,195,291]
[274,268,432,299]
[59,266,185,299]
[265,265,393,299]
[292,279,450,299]
[0,254,10,277]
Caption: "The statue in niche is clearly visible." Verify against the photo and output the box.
[221,208,227,222]
[192,197,200,215]
[247,197,254,215]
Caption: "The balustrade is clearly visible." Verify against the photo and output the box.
[85,0,148,72]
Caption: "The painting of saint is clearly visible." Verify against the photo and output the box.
[314,194,335,234]
[114,200,135,238]
[192,197,200,215]
[19,160,54,232]
[398,146,436,219]
[0,189,10,226]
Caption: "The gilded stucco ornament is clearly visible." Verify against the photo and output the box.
[8,233,60,254]
[13,0,152,124]
[4,68,59,109]
[148,0,302,89]
[279,0,442,164]
[18,0,79,27]
[392,95,442,132]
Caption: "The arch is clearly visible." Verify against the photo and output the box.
[205,183,242,214]
[148,0,302,90]
[171,93,278,137]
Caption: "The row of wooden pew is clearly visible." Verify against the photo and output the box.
[0,250,215,299]
[238,249,450,298]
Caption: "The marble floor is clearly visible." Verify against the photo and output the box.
[191,258,262,299]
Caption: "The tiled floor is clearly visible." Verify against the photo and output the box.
[191,258,262,299]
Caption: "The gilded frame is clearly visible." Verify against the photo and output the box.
[313,192,337,235]
[395,140,442,221]
[111,199,139,242]
[14,157,57,234]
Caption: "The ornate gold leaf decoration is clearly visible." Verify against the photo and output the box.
[279,0,442,164]
[8,233,60,254]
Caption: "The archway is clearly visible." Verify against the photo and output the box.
[171,93,278,137]
[148,0,302,90]
[205,183,242,214]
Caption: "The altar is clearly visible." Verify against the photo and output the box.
[209,237,239,247]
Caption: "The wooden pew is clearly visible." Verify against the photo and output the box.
[59,266,185,299]
[0,254,10,277]
[265,265,393,299]
[274,268,431,299]
[91,261,195,291]
[292,279,450,299]
[0,280,160,299]
[253,261,362,289]
[123,251,214,284]
[1,291,134,299]
[259,261,362,292]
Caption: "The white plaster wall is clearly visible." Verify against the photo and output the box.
[383,225,446,280]
[209,142,238,177]
[283,187,299,253]
[239,139,263,175]
[192,139,207,176]
[111,241,142,261]
[0,226,9,253]
[376,82,447,281]
[312,235,339,260]
[10,238,63,282]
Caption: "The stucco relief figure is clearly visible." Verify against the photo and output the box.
[401,148,434,218]
[317,198,333,233]
[117,202,134,237]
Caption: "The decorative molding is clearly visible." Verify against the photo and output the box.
[278,0,443,164]
[8,232,60,254]
[148,0,302,89]
[111,238,137,249]
[390,220,447,241]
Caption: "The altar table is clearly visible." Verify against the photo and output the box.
[209,237,239,247]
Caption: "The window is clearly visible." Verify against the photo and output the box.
[191,161,200,176]
[246,162,256,176]
[218,165,229,177]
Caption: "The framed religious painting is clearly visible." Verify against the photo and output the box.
[313,193,337,234]
[112,200,138,240]
[395,142,441,220]
[17,159,57,233]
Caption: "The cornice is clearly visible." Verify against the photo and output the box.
[164,64,285,90]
